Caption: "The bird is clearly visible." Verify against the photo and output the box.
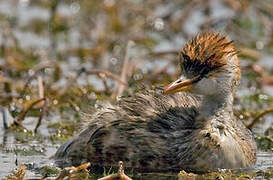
[54,32,257,173]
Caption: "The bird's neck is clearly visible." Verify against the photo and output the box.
[199,91,234,122]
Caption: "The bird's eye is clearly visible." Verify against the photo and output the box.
[176,80,182,84]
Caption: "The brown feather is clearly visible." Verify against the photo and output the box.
[182,32,238,69]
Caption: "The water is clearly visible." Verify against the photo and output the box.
[256,152,273,170]
[0,114,58,179]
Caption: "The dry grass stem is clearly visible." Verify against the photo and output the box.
[55,162,91,180]
[34,99,48,133]
[248,107,273,129]
[13,98,46,126]
[98,161,132,180]
[5,164,26,180]
[260,76,273,85]
[2,107,8,129]
[88,69,127,86]
[112,42,132,99]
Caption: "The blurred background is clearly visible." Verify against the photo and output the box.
[0,0,272,179]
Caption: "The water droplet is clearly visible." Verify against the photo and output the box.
[70,2,80,14]
[250,86,256,92]
[19,98,23,104]
[99,73,106,79]
[28,69,35,76]
[53,99,58,105]
[110,58,118,65]
[259,94,268,100]
[44,68,52,74]
[133,73,143,80]
[69,169,74,174]
[218,168,227,173]
[89,92,97,100]
[10,105,15,111]
[25,95,31,101]
[256,41,264,50]
[154,18,164,31]
[10,102,16,111]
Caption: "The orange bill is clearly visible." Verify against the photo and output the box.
[163,75,201,94]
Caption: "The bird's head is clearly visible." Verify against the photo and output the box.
[164,32,240,96]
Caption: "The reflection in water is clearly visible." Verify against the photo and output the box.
[0,111,57,178]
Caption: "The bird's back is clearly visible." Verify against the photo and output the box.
[54,88,200,172]
[55,32,257,173]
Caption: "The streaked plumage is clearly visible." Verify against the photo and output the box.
[55,32,257,173]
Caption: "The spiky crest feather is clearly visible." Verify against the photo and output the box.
[181,32,238,71]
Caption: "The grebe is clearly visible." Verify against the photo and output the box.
[55,32,257,172]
